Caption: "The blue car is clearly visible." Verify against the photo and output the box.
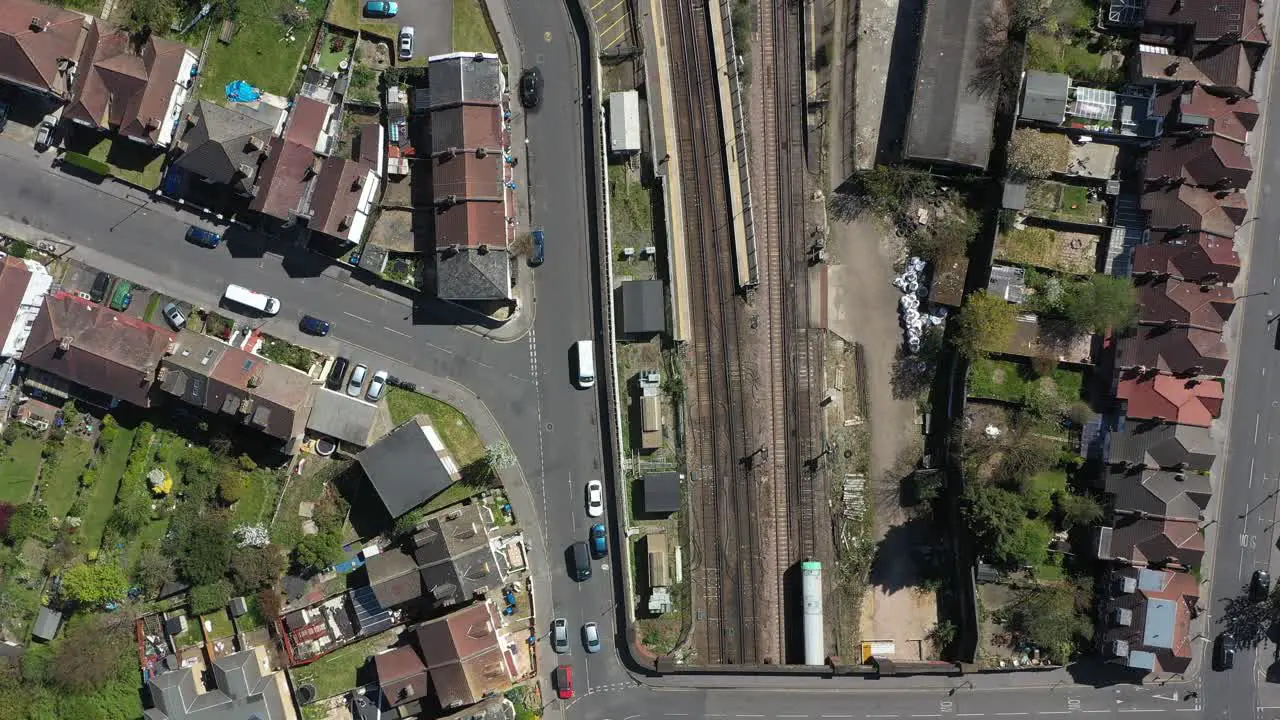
[530,228,545,266]
[589,523,607,559]
[185,225,221,248]
[299,315,331,336]
[363,0,398,17]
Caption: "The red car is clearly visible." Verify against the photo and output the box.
[554,664,573,699]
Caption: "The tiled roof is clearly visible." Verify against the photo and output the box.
[0,0,87,96]
[1101,567,1198,675]
[1141,185,1247,238]
[1135,277,1235,330]
[309,157,374,240]
[20,292,174,408]
[1173,86,1259,143]
[1105,420,1215,472]
[1143,135,1251,190]
[282,95,330,149]
[430,104,504,156]
[1114,325,1229,377]
[374,646,429,708]
[1132,235,1240,283]
[435,248,511,300]
[0,257,33,353]
[412,602,510,708]
[432,152,504,201]
[173,100,276,192]
[1105,466,1212,520]
[1189,41,1255,93]
[249,137,316,220]
[1143,0,1268,45]
[1116,372,1224,427]
[1104,514,1204,567]
[434,201,506,249]
[1136,51,1212,85]
[64,24,189,144]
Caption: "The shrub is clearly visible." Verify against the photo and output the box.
[190,579,233,615]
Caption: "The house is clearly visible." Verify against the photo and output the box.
[1132,234,1240,283]
[308,157,380,244]
[430,104,504,156]
[617,280,665,337]
[902,0,996,170]
[1019,71,1070,125]
[1141,185,1247,238]
[0,0,90,100]
[63,24,198,147]
[32,606,61,641]
[413,602,514,709]
[157,331,317,453]
[172,99,283,194]
[144,646,296,720]
[1095,513,1204,567]
[1115,372,1224,427]
[0,255,54,358]
[1135,0,1269,96]
[425,52,504,110]
[1135,277,1234,330]
[1143,135,1252,190]
[1018,71,1163,138]
[1103,465,1211,521]
[1101,567,1199,674]
[1097,418,1216,471]
[249,96,332,224]
[642,472,681,516]
[21,292,175,408]
[1161,86,1259,143]
[374,645,429,709]
[435,245,512,301]
[306,388,382,448]
[356,417,461,520]
[365,547,427,612]
[1115,325,1229,377]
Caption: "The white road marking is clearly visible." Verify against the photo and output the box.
[1257,413,1262,443]
[383,326,410,338]
[1118,711,1163,714]
[1081,712,1110,715]
[1039,713,1070,716]
[995,714,1029,717]
[1251,458,1256,487]
[343,311,369,322]
[820,716,854,718]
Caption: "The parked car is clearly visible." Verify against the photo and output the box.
[300,315,331,336]
[582,622,601,654]
[162,302,186,330]
[520,67,543,109]
[347,364,369,396]
[589,523,607,559]
[89,272,111,303]
[366,370,389,402]
[530,228,545,267]
[1214,632,1236,670]
[363,0,398,16]
[554,665,573,699]
[1250,570,1271,602]
[34,122,54,151]
[398,26,415,60]
[185,225,221,248]
[551,618,569,654]
[585,479,604,518]
[327,357,350,391]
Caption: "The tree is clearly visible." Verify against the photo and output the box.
[914,207,980,263]
[954,290,1017,359]
[121,0,175,34]
[230,544,286,593]
[963,483,1028,566]
[51,613,135,693]
[1060,274,1138,333]
[5,503,50,544]
[1056,491,1104,528]
[1007,128,1071,180]
[177,512,234,585]
[1002,582,1094,663]
[190,579,234,615]
[61,560,129,608]
[133,544,175,591]
[107,490,150,536]
[0,502,15,537]
[219,472,248,504]
[257,587,283,621]
[1005,518,1052,566]
[993,432,1059,485]
[293,531,343,575]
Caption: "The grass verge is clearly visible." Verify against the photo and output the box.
[385,388,484,464]
[452,0,498,53]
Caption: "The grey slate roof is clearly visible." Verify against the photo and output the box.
[1106,420,1216,471]
[174,100,278,192]
[427,53,503,109]
[643,472,681,514]
[618,280,665,335]
[32,607,61,641]
[436,248,511,300]
[904,0,997,169]
[145,648,289,720]
[1020,70,1070,124]
[1105,466,1212,520]
[357,420,456,519]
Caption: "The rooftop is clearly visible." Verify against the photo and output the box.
[1115,372,1224,427]
[1132,234,1240,283]
[1134,277,1235,330]
[356,417,460,520]
[1141,185,1247,238]
[1114,325,1229,377]
[0,0,88,97]
[1144,135,1252,190]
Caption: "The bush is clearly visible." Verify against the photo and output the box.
[259,340,316,371]
[293,531,343,575]
[6,503,51,545]
[190,579,233,615]
[219,473,248,504]
[60,152,112,177]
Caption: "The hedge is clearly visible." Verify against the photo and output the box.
[61,152,112,177]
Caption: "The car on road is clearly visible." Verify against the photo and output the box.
[327,357,350,391]
[1214,633,1235,670]
[586,479,604,517]
[162,302,186,330]
[551,618,569,653]
[530,228,545,267]
[35,122,54,151]
[89,272,111,303]
[589,523,607,559]
[185,225,221,248]
[1251,570,1271,602]
[398,26,415,60]
[582,622,601,653]
[363,0,397,16]
[554,665,573,699]
[300,315,331,336]
[347,364,369,397]
[366,370,389,402]
[519,67,543,109]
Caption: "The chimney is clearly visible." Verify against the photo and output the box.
[237,163,256,178]
[446,147,458,158]
[246,135,264,152]
[58,336,73,352]
[400,685,415,699]
[476,147,487,158]
[447,243,459,256]
[29,17,44,32]
[339,214,353,229]
[186,112,199,127]
[1164,61,1181,76]
[445,194,458,206]
[247,375,262,388]
[307,157,322,176]
[1201,271,1220,283]
[353,174,366,189]
[477,244,489,254]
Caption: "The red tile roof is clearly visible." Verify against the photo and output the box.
[0,0,87,96]
[309,158,373,239]
[1143,0,1268,45]
[429,104,504,155]
[1141,185,1246,238]
[1116,373,1224,426]
[63,24,189,144]
[282,96,329,149]
[20,292,174,407]
[1175,87,1258,143]
[249,137,316,220]
[1133,235,1240,283]
[432,152,504,201]
[434,200,506,249]
[1144,135,1251,190]
[374,646,428,708]
[1135,278,1235,330]
[1189,41,1256,94]
[0,256,33,350]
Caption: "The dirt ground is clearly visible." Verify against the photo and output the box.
[367,209,416,252]
[826,215,938,658]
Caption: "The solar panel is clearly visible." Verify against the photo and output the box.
[347,587,394,635]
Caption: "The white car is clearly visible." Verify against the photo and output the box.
[366,370,389,402]
[398,26,415,60]
[586,479,604,517]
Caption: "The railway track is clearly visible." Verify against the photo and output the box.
[665,0,760,664]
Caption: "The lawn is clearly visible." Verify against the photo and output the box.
[968,358,1084,406]
[385,389,484,465]
[233,469,280,525]
[608,164,654,235]
[1026,33,1122,85]
[79,426,138,551]
[63,127,165,189]
[998,226,1054,267]
[421,481,480,515]
[237,595,267,633]
[348,67,381,105]
[0,434,45,504]
[271,459,346,550]
[202,610,235,640]
[198,0,327,100]
[43,437,93,518]
[453,0,498,53]
[1027,182,1106,225]
[291,631,396,700]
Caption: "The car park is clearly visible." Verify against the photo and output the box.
[364,0,398,16]
[551,618,569,653]
[300,315,331,336]
[589,523,607,559]
[185,225,221,248]
[35,122,54,151]
[1214,632,1235,670]
[347,364,369,396]
[530,228,545,266]
[586,480,604,517]
[1251,569,1271,602]
[89,272,111,303]
[398,26,415,60]
[554,665,573,699]
[366,370,389,402]
[327,357,350,390]
[162,302,186,330]
[582,622,601,653]
[520,67,543,109]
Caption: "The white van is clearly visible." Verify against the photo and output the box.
[574,340,596,388]
[223,284,280,315]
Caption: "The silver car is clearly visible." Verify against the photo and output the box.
[366,370,389,402]
[398,26,415,60]
[551,618,569,654]
[347,364,368,396]
[161,301,186,330]
[582,622,601,653]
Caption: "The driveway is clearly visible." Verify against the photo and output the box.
[384,0,451,60]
